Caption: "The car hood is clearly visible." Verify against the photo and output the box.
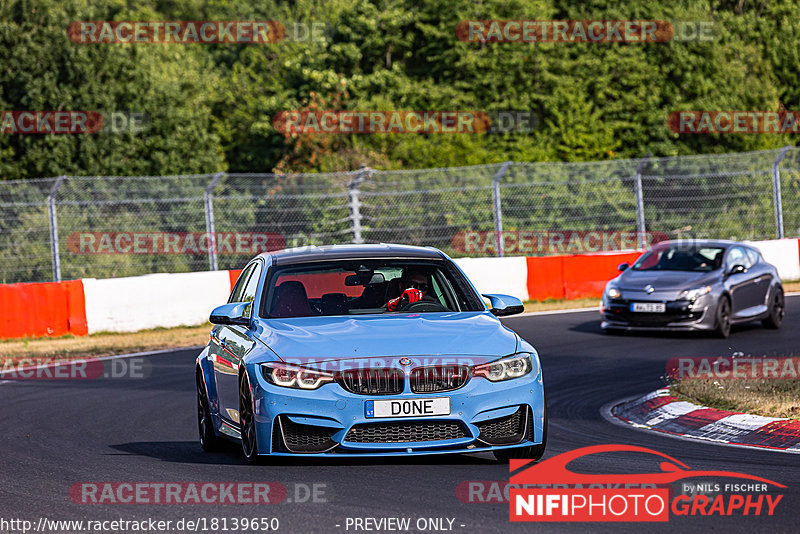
[617,270,719,290]
[252,312,518,362]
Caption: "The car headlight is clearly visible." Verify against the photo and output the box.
[677,285,712,301]
[605,285,621,299]
[260,363,335,390]
[473,353,536,382]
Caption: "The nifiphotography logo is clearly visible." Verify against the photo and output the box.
[509,444,784,522]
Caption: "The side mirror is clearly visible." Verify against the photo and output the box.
[210,302,250,326]
[727,264,747,276]
[482,294,525,317]
[618,262,629,272]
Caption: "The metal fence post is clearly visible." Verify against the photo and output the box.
[348,166,370,244]
[48,175,66,282]
[634,156,650,250]
[492,161,512,257]
[204,172,224,271]
[772,146,791,239]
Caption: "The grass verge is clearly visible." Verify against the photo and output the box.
[671,379,800,419]
[522,297,600,313]
[783,280,800,293]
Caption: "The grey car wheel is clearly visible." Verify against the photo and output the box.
[715,296,731,338]
[762,288,784,329]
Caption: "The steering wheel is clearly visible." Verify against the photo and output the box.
[396,296,448,312]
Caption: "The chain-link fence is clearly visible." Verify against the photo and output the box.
[2,147,799,284]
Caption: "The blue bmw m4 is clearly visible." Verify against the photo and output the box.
[196,244,546,462]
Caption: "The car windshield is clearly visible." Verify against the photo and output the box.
[260,259,483,318]
[632,246,725,272]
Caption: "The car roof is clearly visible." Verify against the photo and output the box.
[260,243,446,265]
[652,239,737,249]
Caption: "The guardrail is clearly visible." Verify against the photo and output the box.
[3,148,800,284]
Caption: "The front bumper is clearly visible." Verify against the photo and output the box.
[601,296,716,331]
[244,366,545,456]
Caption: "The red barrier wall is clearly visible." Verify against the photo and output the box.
[0,280,87,339]
[229,269,243,291]
[525,256,565,300]
[526,251,642,301]
[562,252,641,299]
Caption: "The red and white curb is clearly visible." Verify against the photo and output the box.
[606,388,800,454]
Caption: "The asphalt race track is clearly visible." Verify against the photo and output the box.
[2,298,799,533]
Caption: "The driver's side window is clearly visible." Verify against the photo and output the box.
[240,264,262,318]
[229,264,255,303]
[725,247,746,272]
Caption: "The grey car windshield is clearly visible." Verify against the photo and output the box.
[632,246,725,272]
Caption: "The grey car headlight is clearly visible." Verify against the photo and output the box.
[605,285,621,299]
[473,353,537,382]
[677,285,712,301]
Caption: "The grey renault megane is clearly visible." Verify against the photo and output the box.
[601,240,784,338]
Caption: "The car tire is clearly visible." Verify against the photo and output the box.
[603,327,624,336]
[197,371,222,452]
[494,405,547,462]
[762,288,784,329]
[239,371,261,464]
[715,296,732,339]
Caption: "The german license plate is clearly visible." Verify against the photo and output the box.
[365,398,450,418]
[630,302,665,313]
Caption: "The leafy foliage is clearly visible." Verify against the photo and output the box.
[1,0,798,177]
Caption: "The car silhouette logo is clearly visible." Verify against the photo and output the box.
[645,285,655,294]
[399,357,412,366]
[509,444,785,487]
